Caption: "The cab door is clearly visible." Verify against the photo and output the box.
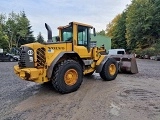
[74,25,91,58]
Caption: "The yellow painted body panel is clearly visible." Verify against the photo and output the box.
[96,55,106,66]
[14,65,48,83]
[24,42,72,64]
[72,23,92,58]
[83,67,95,74]
[92,47,101,60]
[72,22,93,28]
[17,42,73,83]
[74,46,91,58]
[73,24,78,44]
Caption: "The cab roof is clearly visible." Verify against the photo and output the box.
[58,21,93,29]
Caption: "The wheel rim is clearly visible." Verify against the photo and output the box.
[109,64,116,76]
[64,69,78,86]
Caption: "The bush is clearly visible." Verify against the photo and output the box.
[142,48,155,56]
[153,42,160,54]
[134,47,156,58]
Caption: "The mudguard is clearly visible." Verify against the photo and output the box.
[96,55,110,73]
[47,52,83,78]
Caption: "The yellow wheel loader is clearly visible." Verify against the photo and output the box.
[14,22,137,94]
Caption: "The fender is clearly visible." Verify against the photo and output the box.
[47,52,83,78]
[95,55,110,73]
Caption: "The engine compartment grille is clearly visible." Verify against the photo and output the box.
[36,48,46,67]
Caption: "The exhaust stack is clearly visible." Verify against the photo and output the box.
[45,23,52,42]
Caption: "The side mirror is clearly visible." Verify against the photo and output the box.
[93,28,96,36]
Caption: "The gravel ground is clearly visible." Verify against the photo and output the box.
[0,59,160,120]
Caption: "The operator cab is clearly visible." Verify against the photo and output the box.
[58,22,96,53]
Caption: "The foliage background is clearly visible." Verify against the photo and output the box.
[0,11,44,53]
[105,0,160,55]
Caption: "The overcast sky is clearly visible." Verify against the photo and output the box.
[0,0,131,40]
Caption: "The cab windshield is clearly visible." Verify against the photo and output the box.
[61,26,73,42]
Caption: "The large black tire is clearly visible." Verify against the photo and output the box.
[100,58,118,81]
[52,60,83,94]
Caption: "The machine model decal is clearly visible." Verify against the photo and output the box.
[29,56,33,62]
[48,47,65,50]
[48,49,54,53]
[28,50,33,55]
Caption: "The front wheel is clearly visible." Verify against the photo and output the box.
[100,58,118,81]
[52,60,83,94]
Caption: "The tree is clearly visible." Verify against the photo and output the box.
[96,30,106,36]
[1,11,35,51]
[106,0,160,52]
[5,12,18,50]
[150,0,160,43]
[0,11,35,52]
[0,14,8,50]
[125,0,160,49]
[0,34,8,50]
[36,32,44,43]
[15,11,35,47]
[106,13,127,49]
[111,12,127,49]
[106,14,121,38]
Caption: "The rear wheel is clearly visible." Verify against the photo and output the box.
[100,58,118,81]
[52,60,83,94]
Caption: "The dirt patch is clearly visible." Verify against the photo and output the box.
[1,59,160,120]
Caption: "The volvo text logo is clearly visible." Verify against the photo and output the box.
[28,50,33,55]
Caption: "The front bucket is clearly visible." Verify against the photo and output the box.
[110,54,138,74]
[120,55,138,74]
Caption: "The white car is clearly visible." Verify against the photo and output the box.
[107,49,126,55]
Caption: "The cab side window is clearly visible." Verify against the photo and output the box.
[78,26,90,46]
[62,26,73,42]
[63,32,73,41]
